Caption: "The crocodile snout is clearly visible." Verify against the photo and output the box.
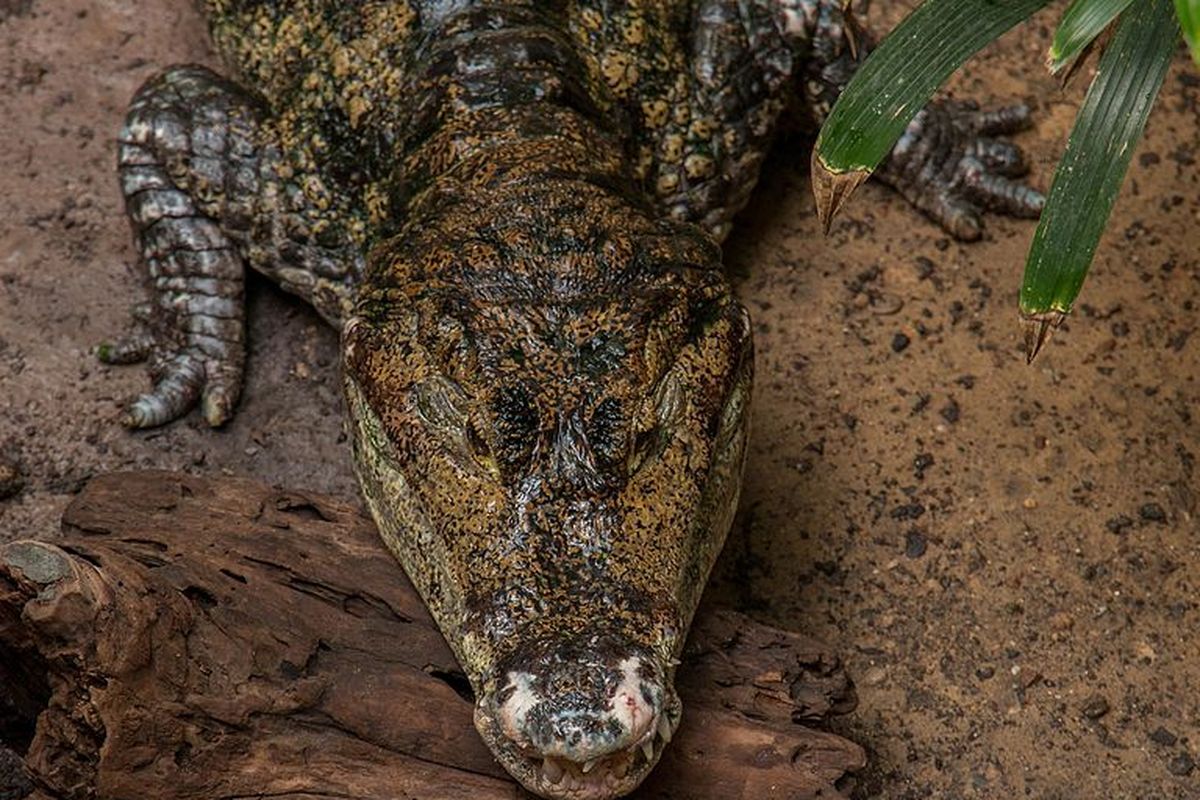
[476,632,678,798]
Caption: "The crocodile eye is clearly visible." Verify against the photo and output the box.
[627,425,662,475]
[466,418,500,478]
[627,371,683,475]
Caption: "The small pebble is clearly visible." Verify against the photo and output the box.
[1167,753,1195,777]
[891,503,926,521]
[975,666,995,680]
[862,666,887,687]
[1105,515,1134,535]
[940,399,961,424]
[1081,694,1110,720]
[891,332,911,353]
[913,453,934,478]
[1149,726,1178,747]
[1139,503,1167,523]
[871,293,904,315]
[904,530,927,559]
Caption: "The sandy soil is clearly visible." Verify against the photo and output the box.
[1,1,1198,798]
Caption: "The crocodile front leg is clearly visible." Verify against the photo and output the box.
[787,0,1045,240]
[635,0,1042,242]
[101,66,366,428]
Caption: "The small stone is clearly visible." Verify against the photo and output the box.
[870,294,904,315]
[1081,694,1110,720]
[913,453,934,478]
[1022,497,1038,510]
[904,530,927,559]
[891,332,911,353]
[1,542,71,585]
[940,399,961,424]
[975,666,995,680]
[1149,726,1177,747]
[1167,753,1195,776]
[862,666,887,687]
[891,503,926,521]
[1105,515,1134,535]
[1139,503,1167,523]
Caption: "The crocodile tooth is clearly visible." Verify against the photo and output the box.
[657,715,673,743]
[542,757,564,785]
[640,739,654,762]
[582,758,597,774]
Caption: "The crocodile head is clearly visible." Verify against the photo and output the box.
[342,200,752,799]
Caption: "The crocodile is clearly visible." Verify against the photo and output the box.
[99,1,1042,797]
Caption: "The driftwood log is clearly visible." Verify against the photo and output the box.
[0,471,864,799]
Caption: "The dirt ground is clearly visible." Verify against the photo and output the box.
[1,2,1197,798]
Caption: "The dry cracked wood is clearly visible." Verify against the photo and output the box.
[0,471,864,800]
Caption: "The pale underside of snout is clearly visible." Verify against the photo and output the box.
[475,653,681,799]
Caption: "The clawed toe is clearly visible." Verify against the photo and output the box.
[959,156,1045,218]
[965,137,1027,177]
[121,352,206,429]
[97,333,155,365]
[970,103,1033,136]
[201,382,236,428]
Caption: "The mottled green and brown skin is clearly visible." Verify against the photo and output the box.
[100,1,1042,797]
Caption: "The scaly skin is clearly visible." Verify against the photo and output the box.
[100,2,1043,797]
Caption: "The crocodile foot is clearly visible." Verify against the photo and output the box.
[879,99,1045,241]
[99,289,243,429]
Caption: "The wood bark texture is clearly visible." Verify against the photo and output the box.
[0,471,864,800]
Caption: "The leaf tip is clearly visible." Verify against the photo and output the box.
[811,150,869,235]
[1045,47,1063,75]
[1020,309,1068,364]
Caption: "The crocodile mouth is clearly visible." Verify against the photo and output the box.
[515,714,675,800]
[475,699,679,800]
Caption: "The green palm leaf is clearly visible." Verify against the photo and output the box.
[1047,0,1135,74]
[1176,0,1200,62]
[1020,0,1178,361]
